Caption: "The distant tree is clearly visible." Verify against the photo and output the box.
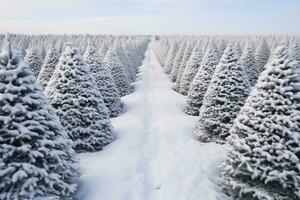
[104,48,131,96]
[24,47,43,77]
[164,42,179,74]
[255,39,270,72]
[0,42,78,199]
[170,42,186,82]
[179,44,203,95]
[241,43,258,86]
[45,46,114,152]
[194,45,250,142]
[222,46,300,200]
[175,43,193,91]
[84,44,122,117]
[289,41,300,62]
[184,44,219,115]
[37,47,60,89]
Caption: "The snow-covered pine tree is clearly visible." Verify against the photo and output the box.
[234,42,242,58]
[183,44,219,115]
[221,46,300,200]
[37,47,60,89]
[255,39,270,72]
[175,43,193,91]
[179,44,203,95]
[104,48,131,97]
[194,44,250,142]
[289,41,300,62]
[164,42,179,75]
[84,44,122,118]
[241,43,258,86]
[0,42,78,199]
[45,46,114,153]
[170,42,186,82]
[24,47,43,77]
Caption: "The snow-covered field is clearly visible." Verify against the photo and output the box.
[77,45,228,200]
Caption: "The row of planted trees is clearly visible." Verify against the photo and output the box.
[153,35,300,200]
[0,34,149,199]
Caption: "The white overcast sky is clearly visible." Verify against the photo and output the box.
[0,0,299,35]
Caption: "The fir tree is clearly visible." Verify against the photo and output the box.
[222,46,300,200]
[0,43,78,199]
[255,39,270,72]
[170,42,186,82]
[289,42,300,62]
[184,45,219,115]
[84,44,122,118]
[179,44,203,95]
[45,46,114,153]
[24,47,43,77]
[104,48,130,97]
[241,43,258,86]
[175,43,193,91]
[37,47,60,89]
[194,45,250,142]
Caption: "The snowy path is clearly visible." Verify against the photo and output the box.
[77,45,227,200]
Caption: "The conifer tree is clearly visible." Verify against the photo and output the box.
[164,42,179,74]
[24,47,43,77]
[37,47,60,89]
[179,44,203,95]
[194,45,250,142]
[84,44,122,117]
[241,43,258,86]
[184,45,219,115]
[175,43,193,91]
[170,42,186,82]
[255,39,270,72]
[104,48,131,97]
[289,42,300,62]
[45,46,114,152]
[0,43,78,199]
[222,46,300,200]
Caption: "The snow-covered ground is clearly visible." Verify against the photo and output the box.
[77,44,228,200]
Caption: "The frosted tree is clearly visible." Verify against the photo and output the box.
[289,42,300,62]
[24,47,43,77]
[170,42,186,82]
[241,43,258,86]
[179,44,203,95]
[194,45,250,142]
[0,43,78,199]
[45,46,114,153]
[164,42,179,74]
[104,48,130,96]
[37,47,60,89]
[255,39,270,72]
[175,43,193,91]
[84,44,122,117]
[234,42,242,58]
[184,45,219,115]
[222,46,300,200]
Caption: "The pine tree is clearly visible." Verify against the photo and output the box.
[37,47,60,89]
[45,46,114,153]
[179,44,203,95]
[84,44,122,118]
[289,42,300,62]
[184,45,219,115]
[175,43,193,91]
[170,42,186,82]
[241,43,258,86]
[0,43,78,199]
[163,42,179,74]
[255,39,270,72]
[104,48,130,97]
[194,45,250,142]
[24,47,43,77]
[222,46,300,200]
